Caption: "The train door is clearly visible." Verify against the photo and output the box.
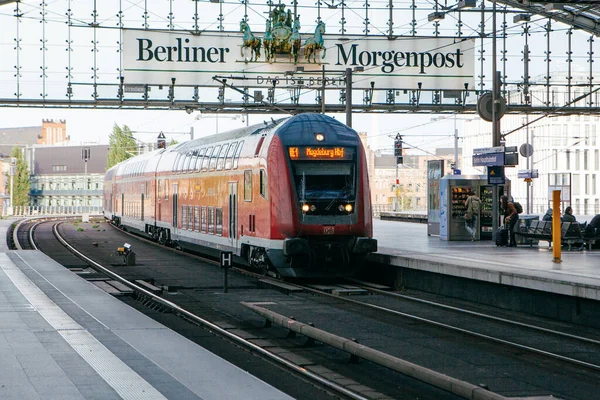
[172,183,179,228]
[141,193,144,221]
[228,182,238,252]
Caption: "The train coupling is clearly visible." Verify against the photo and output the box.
[117,243,136,266]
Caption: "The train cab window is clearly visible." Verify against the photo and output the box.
[233,140,244,169]
[260,169,267,198]
[216,144,229,171]
[208,206,215,234]
[202,147,213,170]
[195,149,206,171]
[224,142,238,170]
[209,145,221,170]
[291,160,356,215]
[244,170,252,201]
[216,208,223,236]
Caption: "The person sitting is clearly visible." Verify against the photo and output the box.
[562,206,576,223]
[542,208,553,221]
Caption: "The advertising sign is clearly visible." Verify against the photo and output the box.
[123,29,475,89]
[427,160,444,236]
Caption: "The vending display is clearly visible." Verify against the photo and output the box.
[480,186,494,239]
[451,186,473,220]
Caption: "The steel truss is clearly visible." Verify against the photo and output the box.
[1,0,600,116]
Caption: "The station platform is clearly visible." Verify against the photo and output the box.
[372,219,600,301]
[0,240,291,399]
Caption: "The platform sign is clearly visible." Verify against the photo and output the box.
[487,166,505,185]
[473,146,504,155]
[473,152,504,167]
[518,169,539,179]
[220,251,233,269]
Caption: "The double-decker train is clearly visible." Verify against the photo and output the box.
[103,113,377,278]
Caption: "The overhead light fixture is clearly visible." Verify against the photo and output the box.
[428,11,445,22]
[513,14,531,23]
[545,3,563,13]
[457,0,477,10]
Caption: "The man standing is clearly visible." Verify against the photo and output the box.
[464,192,482,241]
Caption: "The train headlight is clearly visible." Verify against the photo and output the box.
[338,205,344,212]
[302,204,310,212]
[315,133,325,142]
[310,205,317,212]
[345,204,353,212]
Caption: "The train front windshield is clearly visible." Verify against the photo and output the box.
[291,161,357,215]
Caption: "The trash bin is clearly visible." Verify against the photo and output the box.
[516,214,539,245]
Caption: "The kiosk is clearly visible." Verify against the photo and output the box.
[440,175,510,241]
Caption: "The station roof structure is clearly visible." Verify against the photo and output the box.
[498,1,600,36]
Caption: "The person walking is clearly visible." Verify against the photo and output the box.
[464,192,481,241]
[500,195,519,247]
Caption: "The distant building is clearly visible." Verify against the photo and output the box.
[29,145,108,210]
[368,147,460,212]
[0,120,69,198]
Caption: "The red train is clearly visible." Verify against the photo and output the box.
[103,113,377,278]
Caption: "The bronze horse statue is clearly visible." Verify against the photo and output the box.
[288,17,302,64]
[240,19,261,62]
[263,19,274,63]
[304,21,326,64]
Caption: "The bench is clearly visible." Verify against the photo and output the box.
[516,220,600,251]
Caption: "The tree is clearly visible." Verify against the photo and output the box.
[168,138,179,147]
[6,147,30,207]
[107,124,137,168]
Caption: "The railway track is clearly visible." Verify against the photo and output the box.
[22,218,452,400]
[18,217,600,400]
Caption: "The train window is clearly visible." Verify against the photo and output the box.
[216,144,229,171]
[173,154,181,172]
[158,179,162,199]
[177,153,187,173]
[224,142,238,170]
[208,206,215,234]
[233,140,244,169]
[201,206,207,232]
[244,170,252,201]
[202,147,213,170]
[165,179,169,200]
[188,206,194,230]
[194,206,200,232]
[209,145,221,170]
[216,208,223,236]
[254,136,265,157]
[182,205,188,230]
[260,169,267,199]
[184,152,194,173]
[195,149,206,171]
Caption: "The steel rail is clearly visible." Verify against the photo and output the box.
[48,221,369,400]
[297,283,600,373]
[348,281,600,347]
